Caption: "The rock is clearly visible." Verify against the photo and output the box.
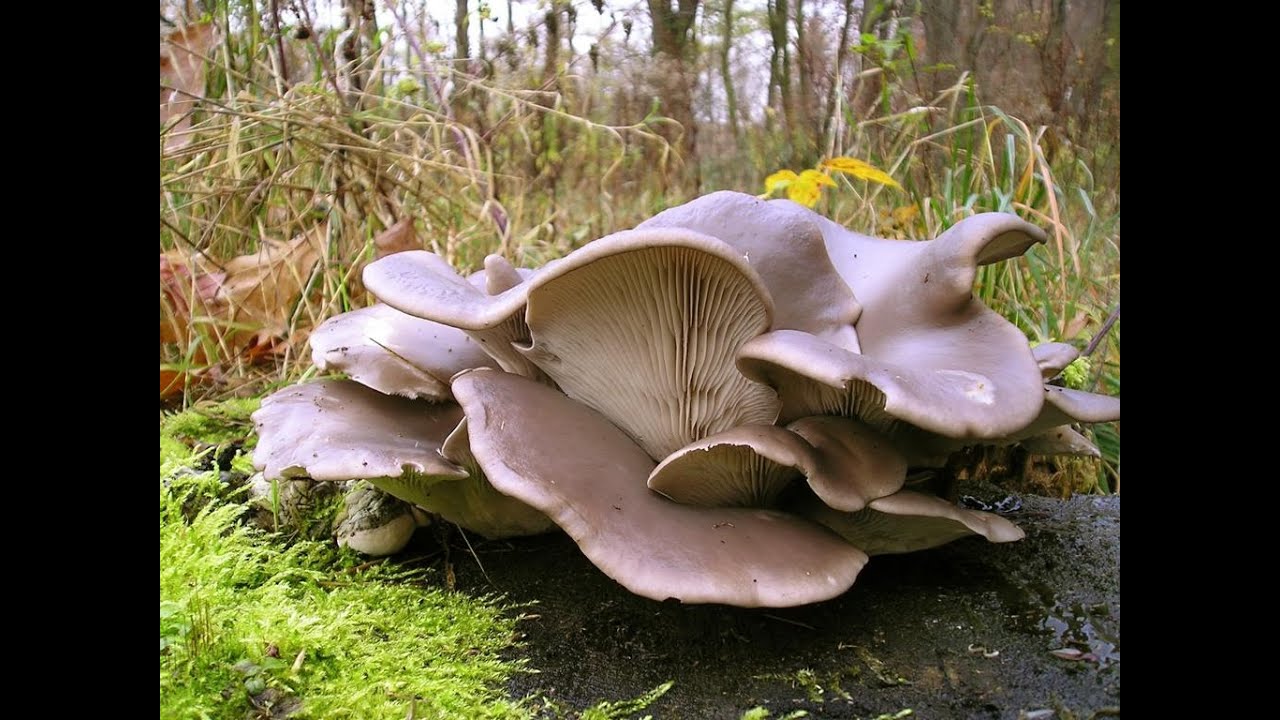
[334,483,418,556]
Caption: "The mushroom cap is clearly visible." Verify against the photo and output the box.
[737,212,1049,440]
[794,489,1025,556]
[647,425,813,508]
[366,229,783,459]
[251,379,551,538]
[1032,342,1082,379]
[647,416,906,512]
[452,367,868,607]
[1042,385,1121,425]
[252,379,468,483]
[515,228,781,459]
[738,328,1038,439]
[1020,425,1101,457]
[467,254,535,296]
[785,416,908,511]
[363,250,547,379]
[309,303,496,401]
[637,191,862,351]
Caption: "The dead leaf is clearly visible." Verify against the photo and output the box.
[1049,647,1097,662]
[373,219,420,258]
[217,223,325,338]
[160,250,224,347]
[161,22,218,152]
[160,224,324,362]
[1061,311,1090,341]
[160,368,187,399]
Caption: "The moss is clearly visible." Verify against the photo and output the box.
[160,473,532,719]
[160,397,261,447]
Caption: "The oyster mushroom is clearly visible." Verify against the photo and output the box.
[648,416,906,511]
[738,210,1050,439]
[451,367,867,607]
[251,379,552,539]
[793,489,1025,556]
[637,191,862,351]
[309,303,495,402]
[367,228,782,460]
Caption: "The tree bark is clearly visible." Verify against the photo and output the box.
[647,0,701,189]
[821,0,856,154]
[766,0,791,141]
[720,0,740,139]
[455,0,471,61]
[794,0,817,164]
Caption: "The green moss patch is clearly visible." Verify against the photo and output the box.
[161,466,531,719]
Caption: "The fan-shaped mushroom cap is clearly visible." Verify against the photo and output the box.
[1020,425,1101,457]
[252,379,468,483]
[1032,342,1082,379]
[794,489,1025,556]
[637,191,862,351]
[363,250,546,379]
[738,213,1048,440]
[786,416,908,510]
[309,304,496,401]
[998,385,1121,448]
[251,379,551,538]
[369,228,782,460]
[451,368,868,607]
[647,425,813,508]
[648,416,907,512]
[515,229,781,459]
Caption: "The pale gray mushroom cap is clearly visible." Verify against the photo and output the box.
[646,424,815,508]
[309,304,496,401]
[1020,425,1101,457]
[364,250,546,380]
[368,228,782,460]
[1032,342,1082,379]
[516,229,781,459]
[637,191,862,351]
[737,212,1049,440]
[648,416,907,512]
[786,416,908,511]
[452,368,868,608]
[252,379,468,483]
[251,379,552,539]
[795,489,1025,556]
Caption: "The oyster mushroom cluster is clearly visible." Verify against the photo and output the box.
[252,191,1120,608]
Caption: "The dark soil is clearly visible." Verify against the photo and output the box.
[442,492,1120,719]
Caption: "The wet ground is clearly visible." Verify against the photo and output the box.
[440,493,1120,719]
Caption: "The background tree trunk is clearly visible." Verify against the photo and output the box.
[647,0,701,190]
[720,0,740,140]
[766,0,791,159]
[821,0,857,155]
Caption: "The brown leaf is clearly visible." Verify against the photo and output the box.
[160,224,323,360]
[217,223,325,339]
[159,250,224,348]
[161,22,218,151]
[1062,311,1090,341]
[373,219,420,258]
[160,368,188,399]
